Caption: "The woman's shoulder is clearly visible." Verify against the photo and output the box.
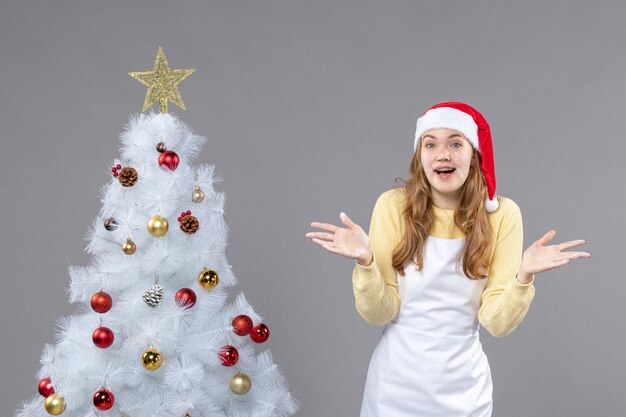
[374,188,407,211]
[377,187,407,203]
[489,195,523,230]
[491,195,521,216]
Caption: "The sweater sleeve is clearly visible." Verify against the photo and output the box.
[478,198,536,337]
[351,190,402,326]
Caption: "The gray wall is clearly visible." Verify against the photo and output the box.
[0,1,621,415]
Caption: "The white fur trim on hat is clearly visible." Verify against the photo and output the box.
[414,107,479,152]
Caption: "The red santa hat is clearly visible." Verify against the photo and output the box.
[414,101,498,212]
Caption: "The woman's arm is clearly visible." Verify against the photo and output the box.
[478,199,536,337]
[352,190,403,326]
[479,197,591,337]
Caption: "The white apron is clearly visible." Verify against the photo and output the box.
[359,236,493,417]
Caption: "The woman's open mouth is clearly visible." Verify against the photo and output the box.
[435,168,456,178]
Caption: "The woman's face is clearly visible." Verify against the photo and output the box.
[419,128,474,207]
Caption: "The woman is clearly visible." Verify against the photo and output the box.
[305,101,590,416]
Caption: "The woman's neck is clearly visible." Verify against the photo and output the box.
[430,192,460,210]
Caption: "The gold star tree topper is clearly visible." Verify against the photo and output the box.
[129,46,196,113]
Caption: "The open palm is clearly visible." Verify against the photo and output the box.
[305,212,372,264]
[521,229,591,276]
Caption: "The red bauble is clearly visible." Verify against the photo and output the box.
[158,150,179,171]
[91,291,113,313]
[38,377,54,397]
[232,315,253,336]
[219,345,239,367]
[92,327,114,348]
[175,288,197,309]
[250,323,270,343]
[93,388,115,410]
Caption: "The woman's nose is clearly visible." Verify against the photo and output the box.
[437,151,451,161]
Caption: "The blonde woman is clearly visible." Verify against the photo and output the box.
[305,102,590,416]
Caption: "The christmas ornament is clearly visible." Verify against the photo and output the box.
[143,283,164,307]
[197,268,218,291]
[104,217,118,231]
[232,315,253,336]
[175,288,197,308]
[147,214,169,237]
[141,347,163,371]
[219,345,239,367]
[90,291,113,314]
[118,166,138,187]
[192,185,205,203]
[250,323,270,343]
[93,388,115,410]
[128,46,196,113]
[156,142,166,153]
[122,238,136,255]
[178,210,199,234]
[229,372,251,395]
[111,164,122,178]
[414,102,498,212]
[44,393,65,415]
[92,326,114,348]
[158,150,180,171]
[38,377,54,397]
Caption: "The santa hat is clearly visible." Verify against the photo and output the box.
[414,101,498,212]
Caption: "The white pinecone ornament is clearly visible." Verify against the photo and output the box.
[143,283,164,307]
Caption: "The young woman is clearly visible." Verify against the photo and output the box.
[305,101,590,417]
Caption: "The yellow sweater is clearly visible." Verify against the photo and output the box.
[352,188,535,337]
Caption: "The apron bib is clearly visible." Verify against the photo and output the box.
[359,237,493,417]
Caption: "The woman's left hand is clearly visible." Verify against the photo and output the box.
[519,229,591,279]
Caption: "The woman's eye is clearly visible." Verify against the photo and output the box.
[452,142,462,148]
[425,143,435,148]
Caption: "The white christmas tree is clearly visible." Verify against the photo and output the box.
[15,47,299,417]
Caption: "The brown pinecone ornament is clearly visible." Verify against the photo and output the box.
[178,210,199,234]
[118,167,138,187]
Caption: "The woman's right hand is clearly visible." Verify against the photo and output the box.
[305,212,373,266]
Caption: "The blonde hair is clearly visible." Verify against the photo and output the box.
[392,138,493,280]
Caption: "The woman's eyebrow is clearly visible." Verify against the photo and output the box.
[422,133,463,140]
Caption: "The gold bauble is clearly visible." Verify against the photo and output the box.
[229,372,251,395]
[141,347,163,371]
[197,268,218,291]
[147,215,169,237]
[44,393,66,415]
[122,239,136,255]
[192,186,205,203]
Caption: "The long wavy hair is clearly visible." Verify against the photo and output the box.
[392,137,493,280]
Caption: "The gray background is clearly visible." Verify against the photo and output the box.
[0,1,621,415]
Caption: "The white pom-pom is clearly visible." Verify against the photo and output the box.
[485,196,499,213]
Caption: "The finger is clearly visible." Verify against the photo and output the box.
[552,251,591,261]
[309,221,339,233]
[536,229,557,246]
[311,238,336,248]
[556,239,586,251]
[561,251,591,259]
[340,212,359,230]
[550,258,571,269]
[305,232,335,241]
[312,238,343,255]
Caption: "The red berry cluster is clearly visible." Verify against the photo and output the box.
[178,210,192,222]
[111,164,122,177]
